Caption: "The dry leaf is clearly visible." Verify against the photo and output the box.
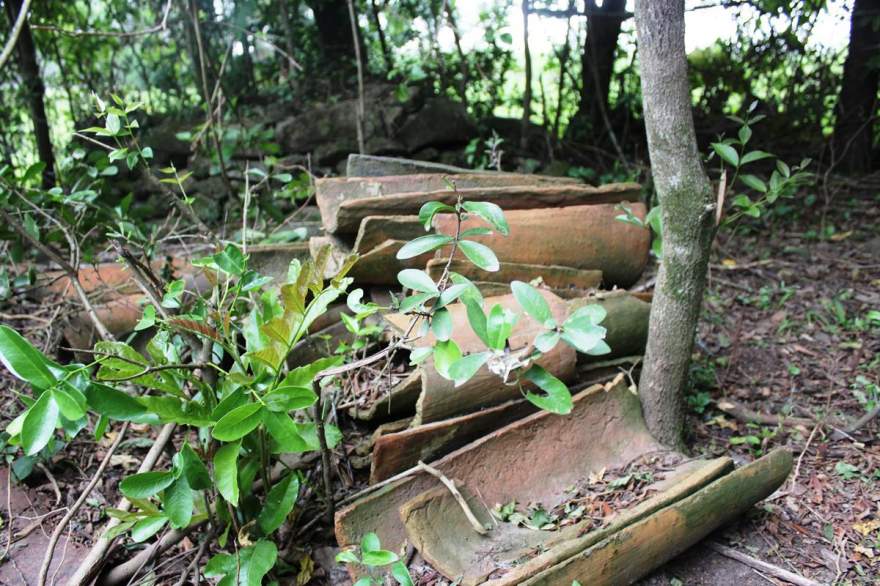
[854,519,880,536]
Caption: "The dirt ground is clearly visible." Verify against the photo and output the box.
[641,186,880,585]
[0,185,877,585]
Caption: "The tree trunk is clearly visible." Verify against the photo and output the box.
[634,0,716,447]
[566,0,626,143]
[306,0,357,67]
[369,0,393,72]
[5,0,55,187]
[520,0,532,152]
[832,0,879,173]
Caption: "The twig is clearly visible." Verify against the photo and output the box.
[415,461,488,535]
[172,529,213,586]
[67,423,176,586]
[102,522,206,586]
[0,208,114,341]
[36,463,61,506]
[37,421,131,586]
[0,0,32,70]
[141,173,218,247]
[189,0,234,206]
[1,465,12,563]
[846,405,879,434]
[792,422,820,485]
[716,398,813,428]
[314,382,335,527]
[30,0,171,38]
[105,362,215,382]
[708,542,822,586]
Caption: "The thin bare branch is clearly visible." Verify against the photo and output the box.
[0,0,33,70]
[30,0,172,38]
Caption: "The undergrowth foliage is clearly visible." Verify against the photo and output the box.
[0,120,611,582]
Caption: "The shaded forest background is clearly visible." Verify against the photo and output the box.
[1,0,877,224]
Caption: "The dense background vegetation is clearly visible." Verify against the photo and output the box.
[1,0,877,200]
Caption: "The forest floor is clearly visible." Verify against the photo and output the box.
[642,186,880,585]
[0,185,877,585]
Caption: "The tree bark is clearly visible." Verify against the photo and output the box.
[832,0,879,173]
[5,0,55,187]
[520,0,533,152]
[566,0,626,144]
[634,0,715,447]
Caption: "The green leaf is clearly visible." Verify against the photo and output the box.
[51,387,86,421]
[335,550,360,564]
[138,396,212,426]
[362,550,399,567]
[431,308,453,341]
[108,147,128,162]
[396,234,452,259]
[239,541,278,586]
[711,142,739,167]
[740,174,767,193]
[212,403,264,441]
[205,553,236,576]
[432,340,461,380]
[417,202,455,229]
[84,383,149,421]
[130,515,167,542]
[161,279,185,309]
[458,240,500,272]
[462,201,509,235]
[737,125,752,144]
[409,347,433,365]
[214,244,247,276]
[263,385,317,412]
[134,305,156,331]
[436,283,469,308]
[120,471,175,499]
[732,194,753,209]
[179,443,212,490]
[458,227,493,238]
[397,269,438,293]
[463,297,490,347]
[21,391,58,455]
[0,325,59,388]
[105,113,121,135]
[258,473,301,534]
[511,281,553,326]
[398,292,437,313]
[486,304,517,350]
[740,150,774,165]
[280,356,341,388]
[214,441,241,506]
[448,352,491,386]
[560,323,607,354]
[534,331,560,353]
[263,411,311,453]
[565,303,607,326]
[391,561,414,586]
[163,477,193,529]
[362,532,381,553]
[522,364,573,414]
